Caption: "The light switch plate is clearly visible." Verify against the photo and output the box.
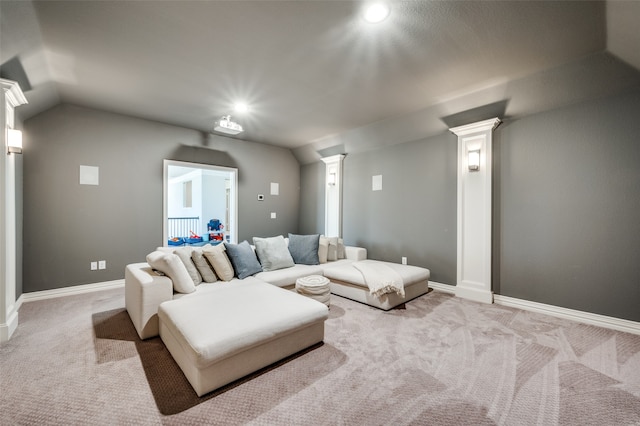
[270,212,276,219]
[98,260,106,270]
[372,174,382,191]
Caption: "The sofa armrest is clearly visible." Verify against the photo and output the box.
[125,262,173,340]
[345,246,367,261]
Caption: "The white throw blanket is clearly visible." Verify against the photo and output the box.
[353,260,405,298]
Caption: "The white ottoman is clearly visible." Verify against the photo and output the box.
[158,278,329,396]
[323,260,430,310]
[296,275,331,306]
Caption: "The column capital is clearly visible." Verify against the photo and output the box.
[321,154,346,165]
[1,78,28,108]
[449,117,501,137]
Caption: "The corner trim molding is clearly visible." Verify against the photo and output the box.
[17,280,125,308]
[428,281,640,336]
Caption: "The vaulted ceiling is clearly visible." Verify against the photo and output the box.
[2,1,639,163]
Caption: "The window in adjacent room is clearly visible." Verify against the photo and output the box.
[183,180,193,208]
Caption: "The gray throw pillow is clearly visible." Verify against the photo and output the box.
[288,233,320,265]
[253,235,295,272]
[224,241,263,279]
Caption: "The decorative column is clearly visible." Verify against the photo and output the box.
[450,118,500,304]
[1,79,27,342]
[321,154,345,237]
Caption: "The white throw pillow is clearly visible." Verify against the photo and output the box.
[202,244,235,281]
[174,247,203,285]
[253,235,295,272]
[318,236,330,264]
[338,238,346,259]
[327,237,339,261]
[146,250,196,294]
[191,247,217,283]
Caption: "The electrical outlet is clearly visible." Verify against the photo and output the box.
[270,212,276,219]
[401,257,407,265]
[98,260,106,270]
[90,261,98,271]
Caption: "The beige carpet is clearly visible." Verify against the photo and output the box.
[1,287,640,425]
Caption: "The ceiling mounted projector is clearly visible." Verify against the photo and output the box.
[214,115,243,135]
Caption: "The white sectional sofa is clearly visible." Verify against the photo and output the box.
[125,243,367,340]
[124,234,430,396]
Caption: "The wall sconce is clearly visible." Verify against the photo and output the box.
[327,172,336,186]
[468,149,480,172]
[7,128,23,154]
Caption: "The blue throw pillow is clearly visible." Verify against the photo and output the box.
[224,241,263,279]
[288,233,320,265]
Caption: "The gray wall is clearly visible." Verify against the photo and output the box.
[299,161,325,235]
[22,104,300,293]
[300,90,640,322]
[300,132,459,285]
[496,89,640,321]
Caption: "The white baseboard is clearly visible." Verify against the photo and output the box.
[17,279,125,309]
[428,281,640,336]
[493,294,640,336]
[429,281,455,294]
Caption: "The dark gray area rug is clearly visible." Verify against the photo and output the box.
[1,288,639,425]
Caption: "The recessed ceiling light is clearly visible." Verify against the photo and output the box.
[234,102,249,113]
[364,3,390,23]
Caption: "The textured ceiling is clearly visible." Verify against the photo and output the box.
[2,1,639,163]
